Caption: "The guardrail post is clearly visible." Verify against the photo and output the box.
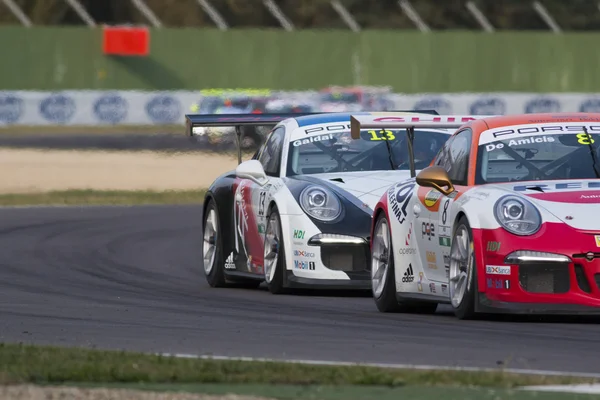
[397,0,430,32]
[2,0,32,27]
[130,0,162,28]
[196,0,228,30]
[64,0,96,28]
[263,0,294,31]
[331,0,361,32]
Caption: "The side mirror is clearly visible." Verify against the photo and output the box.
[416,166,455,196]
[235,160,268,186]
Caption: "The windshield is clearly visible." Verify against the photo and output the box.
[475,129,600,184]
[320,92,361,104]
[286,129,448,176]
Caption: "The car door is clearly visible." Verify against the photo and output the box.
[426,129,472,293]
[233,126,285,275]
[413,136,454,291]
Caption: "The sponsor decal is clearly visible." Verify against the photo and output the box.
[402,264,414,283]
[439,236,451,247]
[388,180,416,224]
[93,93,128,124]
[484,124,600,142]
[487,278,511,290]
[443,254,450,267]
[293,229,305,239]
[525,97,560,114]
[513,181,600,192]
[294,260,315,270]
[582,194,600,200]
[440,198,450,225]
[413,97,452,115]
[429,282,436,293]
[485,136,554,152]
[426,251,436,263]
[424,190,442,208]
[441,283,448,294]
[258,191,266,217]
[469,97,506,115]
[405,222,413,245]
[469,192,490,201]
[417,271,423,292]
[304,123,351,134]
[486,265,511,275]
[292,133,333,147]
[146,95,181,124]
[39,93,76,123]
[486,241,501,252]
[224,252,236,270]
[580,98,600,113]
[294,249,315,258]
[258,224,266,234]
[0,94,23,124]
[399,247,416,255]
[422,222,435,240]
[595,236,600,247]
[426,251,437,269]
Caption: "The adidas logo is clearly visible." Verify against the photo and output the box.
[402,264,414,283]
[224,252,236,270]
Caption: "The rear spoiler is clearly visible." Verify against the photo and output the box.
[350,114,496,178]
[184,110,440,164]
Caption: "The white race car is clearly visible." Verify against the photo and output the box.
[187,111,465,294]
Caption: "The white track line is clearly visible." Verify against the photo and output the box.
[158,353,600,379]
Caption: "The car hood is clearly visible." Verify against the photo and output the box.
[308,170,414,209]
[489,179,600,231]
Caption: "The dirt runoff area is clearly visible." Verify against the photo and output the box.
[0,149,240,194]
[0,385,275,400]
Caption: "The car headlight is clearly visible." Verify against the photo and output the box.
[493,195,541,236]
[299,185,342,222]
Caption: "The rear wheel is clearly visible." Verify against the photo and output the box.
[202,199,226,287]
[449,216,478,320]
[263,206,289,294]
[371,213,438,314]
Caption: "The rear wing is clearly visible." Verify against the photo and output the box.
[184,110,440,164]
[185,113,320,164]
[350,114,496,177]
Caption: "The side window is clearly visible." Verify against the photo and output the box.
[433,136,454,171]
[258,126,285,176]
[446,128,472,185]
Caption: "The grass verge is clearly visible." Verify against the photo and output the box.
[0,343,597,389]
[0,189,207,206]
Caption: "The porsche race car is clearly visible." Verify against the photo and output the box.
[187,111,466,293]
[355,112,600,318]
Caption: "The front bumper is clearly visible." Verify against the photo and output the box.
[286,232,371,290]
[473,223,600,314]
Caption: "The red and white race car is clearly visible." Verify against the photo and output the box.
[352,112,600,318]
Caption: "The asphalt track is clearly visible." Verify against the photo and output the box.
[2,204,600,375]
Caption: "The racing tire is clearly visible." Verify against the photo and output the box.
[372,213,438,314]
[202,198,227,288]
[449,216,478,320]
[263,205,289,295]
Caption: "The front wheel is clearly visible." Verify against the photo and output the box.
[263,206,288,294]
[449,216,478,320]
[371,213,438,314]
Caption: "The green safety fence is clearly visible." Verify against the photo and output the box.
[1,26,599,92]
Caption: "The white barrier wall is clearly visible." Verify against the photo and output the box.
[1,91,600,126]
